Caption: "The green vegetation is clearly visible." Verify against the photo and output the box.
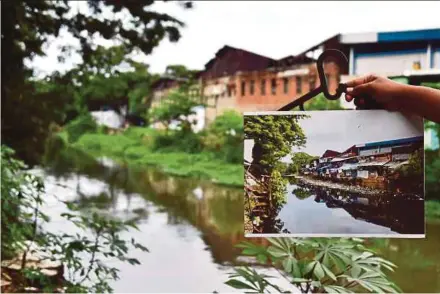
[2,0,191,165]
[426,201,440,221]
[53,105,245,186]
[288,152,318,174]
[1,146,148,292]
[227,238,400,293]
[244,115,307,170]
[304,93,345,110]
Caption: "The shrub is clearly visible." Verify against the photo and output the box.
[153,130,203,154]
[64,113,98,143]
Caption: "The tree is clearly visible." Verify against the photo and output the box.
[244,115,308,169]
[1,0,192,164]
[290,152,318,174]
[150,89,202,132]
[304,93,344,111]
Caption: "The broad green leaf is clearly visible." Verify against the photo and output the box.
[267,246,289,258]
[225,279,257,290]
[321,263,337,281]
[314,262,325,280]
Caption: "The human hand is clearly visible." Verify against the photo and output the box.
[345,74,408,112]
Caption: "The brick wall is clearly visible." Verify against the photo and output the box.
[202,61,341,123]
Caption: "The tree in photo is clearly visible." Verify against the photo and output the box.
[289,152,319,174]
[244,115,308,173]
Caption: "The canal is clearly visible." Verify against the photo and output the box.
[39,148,440,293]
[277,181,424,235]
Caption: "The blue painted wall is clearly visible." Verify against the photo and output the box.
[378,29,440,43]
[361,136,424,149]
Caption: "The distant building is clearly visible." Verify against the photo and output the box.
[298,28,440,109]
[200,45,341,124]
[150,76,190,108]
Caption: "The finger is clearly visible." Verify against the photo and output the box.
[345,94,354,102]
[345,74,376,87]
[350,83,373,96]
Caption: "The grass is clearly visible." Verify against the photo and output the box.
[425,200,440,221]
[71,129,243,187]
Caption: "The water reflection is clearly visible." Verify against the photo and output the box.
[41,147,440,292]
[277,182,424,235]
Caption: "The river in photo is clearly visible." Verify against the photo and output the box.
[37,148,440,292]
[277,184,399,235]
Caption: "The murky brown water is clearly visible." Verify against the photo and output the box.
[40,148,440,293]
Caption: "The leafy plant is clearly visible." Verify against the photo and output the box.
[244,115,308,170]
[304,93,344,111]
[1,146,148,292]
[226,238,400,293]
[64,113,98,143]
[289,152,318,174]
[2,0,192,164]
[150,88,203,132]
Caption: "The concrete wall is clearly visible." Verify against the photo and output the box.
[354,50,429,76]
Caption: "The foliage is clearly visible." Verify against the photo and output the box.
[270,170,288,208]
[227,238,400,293]
[64,113,99,143]
[1,146,148,292]
[150,89,202,131]
[2,0,191,165]
[244,115,308,168]
[421,82,440,90]
[289,152,318,174]
[293,187,313,200]
[425,149,440,201]
[165,64,200,81]
[74,133,243,186]
[154,130,204,154]
[202,110,244,164]
[304,94,344,111]
[425,200,440,220]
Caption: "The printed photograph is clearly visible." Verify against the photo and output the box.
[244,111,425,237]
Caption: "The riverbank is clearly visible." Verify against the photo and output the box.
[57,129,243,187]
[294,175,386,196]
[426,200,440,221]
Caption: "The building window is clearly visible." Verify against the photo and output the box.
[283,78,289,94]
[261,79,266,95]
[227,85,232,97]
[241,81,246,96]
[271,78,277,95]
[296,76,302,94]
[250,80,255,95]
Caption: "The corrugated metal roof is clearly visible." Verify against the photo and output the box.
[357,161,389,167]
[384,160,409,169]
[330,156,357,163]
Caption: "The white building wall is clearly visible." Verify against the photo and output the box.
[433,50,440,68]
[354,52,428,76]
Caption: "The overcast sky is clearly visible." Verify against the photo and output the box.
[30,1,440,75]
[291,110,424,157]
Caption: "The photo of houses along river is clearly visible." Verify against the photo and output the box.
[244,111,425,237]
